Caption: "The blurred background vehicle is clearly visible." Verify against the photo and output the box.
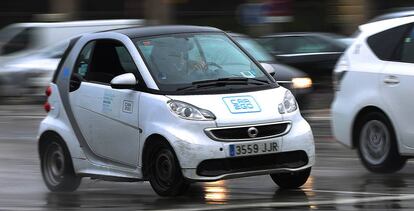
[0,19,144,99]
[229,32,312,107]
[256,33,347,89]
[0,40,69,100]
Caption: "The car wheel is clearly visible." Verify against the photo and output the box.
[357,112,406,173]
[270,168,311,189]
[148,142,189,196]
[41,138,81,192]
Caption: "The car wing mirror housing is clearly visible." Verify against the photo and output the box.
[260,63,276,77]
[110,73,138,89]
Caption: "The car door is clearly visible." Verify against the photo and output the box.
[69,39,141,166]
[381,25,414,148]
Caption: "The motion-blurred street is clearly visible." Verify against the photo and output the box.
[1,98,414,211]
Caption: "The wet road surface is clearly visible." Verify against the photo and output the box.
[1,105,414,210]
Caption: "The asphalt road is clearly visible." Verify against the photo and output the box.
[1,105,414,211]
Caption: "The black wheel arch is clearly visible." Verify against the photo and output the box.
[352,106,396,149]
[38,130,71,159]
[141,134,180,179]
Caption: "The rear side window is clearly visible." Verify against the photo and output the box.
[75,41,95,78]
[1,27,34,55]
[367,23,411,61]
[264,36,338,54]
[397,27,414,63]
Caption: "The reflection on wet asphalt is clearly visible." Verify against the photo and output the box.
[1,105,414,210]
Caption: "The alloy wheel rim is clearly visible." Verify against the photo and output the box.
[360,120,391,165]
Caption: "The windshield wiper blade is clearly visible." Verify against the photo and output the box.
[176,77,270,92]
[192,77,269,85]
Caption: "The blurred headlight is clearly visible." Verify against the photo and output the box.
[278,90,298,114]
[168,100,216,121]
[292,77,312,89]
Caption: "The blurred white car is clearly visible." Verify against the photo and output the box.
[0,41,69,97]
[0,19,144,97]
[331,16,414,173]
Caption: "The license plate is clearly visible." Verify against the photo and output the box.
[229,141,279,157]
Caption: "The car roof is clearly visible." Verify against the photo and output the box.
[359,15,414,35]
[9,19,145,28]
[368,9,414,23]
[111,25,222,38]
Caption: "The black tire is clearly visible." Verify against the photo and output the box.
[40,136,81,192]
[270,168,311,189]
[148,142,189,196]
[356,112,406,173]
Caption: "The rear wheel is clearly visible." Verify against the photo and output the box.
[356,112,406,173]
[148,142,189,196]
[40,137,81,192]
[270,168,311,189]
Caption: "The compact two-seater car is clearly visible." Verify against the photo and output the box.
[38,25,315,196]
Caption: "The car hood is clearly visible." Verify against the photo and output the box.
[167,87,286,127]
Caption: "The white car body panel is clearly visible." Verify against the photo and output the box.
[38,29,315,181]
[332,15,414,156]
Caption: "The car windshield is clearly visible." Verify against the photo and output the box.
[233,36,274,63]
[134,33,272,92]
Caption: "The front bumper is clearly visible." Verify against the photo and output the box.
[170,115,315,181]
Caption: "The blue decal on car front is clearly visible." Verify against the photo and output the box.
[222,96,261,114]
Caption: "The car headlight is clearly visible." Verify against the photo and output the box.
[292,77,312,89]
[278,90,298,114]
[168,100,216,121]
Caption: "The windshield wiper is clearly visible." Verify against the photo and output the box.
[176,77,270,92]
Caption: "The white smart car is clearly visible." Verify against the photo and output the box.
[38,25,315,196]
[332,16,414,173]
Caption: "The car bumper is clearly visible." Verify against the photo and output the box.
[331,95,353,148]
[170,116,315,181]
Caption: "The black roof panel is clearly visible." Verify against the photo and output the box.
[111,25,222,38]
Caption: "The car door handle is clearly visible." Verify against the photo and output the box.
[384,76,400,85]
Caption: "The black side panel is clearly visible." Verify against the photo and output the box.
[367,23,412,61]
[52,37,81,83]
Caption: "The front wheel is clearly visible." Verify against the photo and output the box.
[270,168,311,189]
[40,137,81,192]
[148,143,190,196]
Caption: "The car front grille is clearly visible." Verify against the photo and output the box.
[197,150,308,177]
[204,122,291,142]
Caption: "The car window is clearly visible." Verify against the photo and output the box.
[367,23,411,61]
[75,40,138,84]
[399,26,414,63]
[135,33,270,92]
[0,27,34,55]
[198,35,249,66]
[306,36,343,52]
[233,37,274,62]
[74,41,95,78]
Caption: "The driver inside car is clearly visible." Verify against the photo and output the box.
[149,37,212,83]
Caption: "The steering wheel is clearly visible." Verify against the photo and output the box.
[206,62,223,71]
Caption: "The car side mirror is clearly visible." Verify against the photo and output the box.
[260,63,276,77]
[110,73,138,89]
